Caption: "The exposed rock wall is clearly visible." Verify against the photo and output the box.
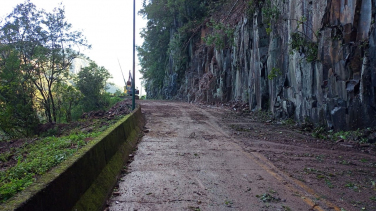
[160,0,376,130]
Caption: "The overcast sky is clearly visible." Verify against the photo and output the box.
[0,0,147,94]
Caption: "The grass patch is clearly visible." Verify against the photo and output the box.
[360,158,368,163]
[0,151,13,162]
[340,160,350,165]
[0,131,101,203]
[282,205,292,211]
[315,155,325,163]
[230,124,251,132]
[325,179,334,189]
[256,190,281,203]
[345,182,360,192]
[308,127,376,145]
[224,199,233,207]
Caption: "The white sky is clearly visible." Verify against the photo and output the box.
[0,0,147,95]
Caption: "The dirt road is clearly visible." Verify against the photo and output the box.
[108,101,375,211]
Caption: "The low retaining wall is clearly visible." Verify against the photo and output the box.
[1,105,145,211]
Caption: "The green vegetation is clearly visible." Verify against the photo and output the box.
[290,32,318,62]
[312,126,326,139]
[267,67,281,80]
[261,0,280,23]
[138,0,287,97]
[224,199,233,207]
[53,83,83,123]
[281,118,295,125]
[261,0,281,34]
[325,179,334,189]
[138,0,209,97]
[75,62,112,112]
[0,1,126,202]
[204,19,235,49]
[188,206,201,211]
[360,158,368,163]
[246,0,258,17]
[311,127,375,144]
[345,182,360,192]
[0,131,101,202]
[256,192,281,203]
[282,205,292,211]
[329,129,367,143]
[138,0,246,97]
[0,1,90,127]
[253,110,273,121]
[315,155,325,163]
[289,16,319,62]
[0,1,117,139]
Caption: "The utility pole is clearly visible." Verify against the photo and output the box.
[132,0,136,110]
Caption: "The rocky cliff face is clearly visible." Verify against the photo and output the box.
[154,0,376,131]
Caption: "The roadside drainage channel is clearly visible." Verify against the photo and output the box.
[1,105,145,211]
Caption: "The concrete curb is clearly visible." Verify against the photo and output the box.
[1,105,145,211]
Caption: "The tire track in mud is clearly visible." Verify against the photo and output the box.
[192,105,341,211]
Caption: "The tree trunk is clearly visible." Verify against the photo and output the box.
[66,102,72,122]
[51,95,57,123]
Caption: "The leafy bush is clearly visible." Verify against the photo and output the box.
[261,0,280,22]
[288,16,319,62]
[106,96,123,109]
[75,61,112,112]
[204,19,235,49]
[290,32,318,62]
[41,126,59,137]
[261,0,281,35]
[246,0,257,17]
[268,67,281,80]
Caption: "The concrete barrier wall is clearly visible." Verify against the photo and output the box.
[1,105,145,211]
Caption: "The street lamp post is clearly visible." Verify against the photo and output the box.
[132,0,136,110]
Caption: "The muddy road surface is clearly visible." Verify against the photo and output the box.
[107,101,376,211]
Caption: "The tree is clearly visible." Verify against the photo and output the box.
[0,0,89,123]
[137,0,210,97]
[0,45,39,138]
[75,61,112,111]
[114,89,123,97]
[53,82,82,122]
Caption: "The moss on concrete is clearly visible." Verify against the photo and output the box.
[0,105,145,211]
[72,115,141,210]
